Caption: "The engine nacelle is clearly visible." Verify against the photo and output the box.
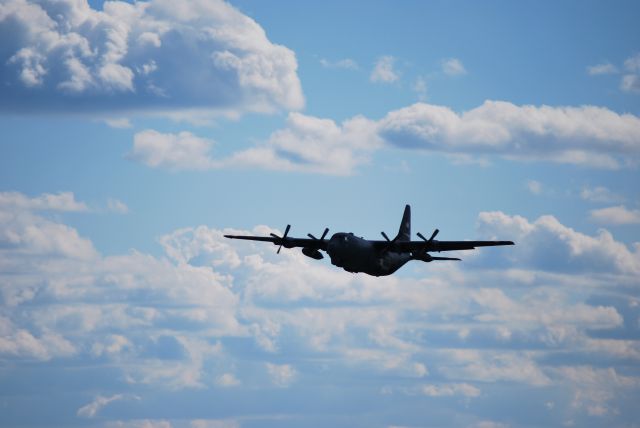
[302,247,324,260]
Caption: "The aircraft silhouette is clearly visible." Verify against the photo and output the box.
[224,205,514,276]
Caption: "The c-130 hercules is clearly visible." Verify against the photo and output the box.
[224,205,514,277]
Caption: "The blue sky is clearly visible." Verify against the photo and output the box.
[1,1,639,427]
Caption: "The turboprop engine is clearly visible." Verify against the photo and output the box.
[302,247,323,260]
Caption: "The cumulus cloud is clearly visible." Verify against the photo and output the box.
[266,363,297,387]
[3,190,640,425]
[0,207,98,260]
[590,205,640,225]
[378,101,640,169]
[0,0,304,116]
[130,100,640,175]
[477,211,640,275]
[0,192,240,386]
[223,112,382,175]
[129,130,216,170]
[370,55,399,83]
[133,112,382,175]
[441,57,466,75]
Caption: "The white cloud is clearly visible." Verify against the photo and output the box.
[0,192,241,386]
[133,113,382,175]
[441,350,551,386]
[441,58,466,75]
[266,363,297,387]
[378,101,640,169]
[320,58,359,70]
[91,334,132,357]
[0,207,98,260]
[0,319,76,360]
[132,100,640,175]
[104,118,133,129]
[420,383,480,397]
[190,420,240,428]
[216,373,240,387]
[580,186,623,203]
[624,53,640,73]
[0,191,88,212]
[587,62,618,75]
[107,198,130,214]
[0,0,304,116]
[413,76,428,101]
[224,112,382,175]
[130,130,216,170]
[3,190,640,424]
[370,56,399,83]
[105,420,173,428]
[621,74,640,94]
[526,180,542,195]
[477,210,640,275]
[77,394,125,418]
[620,53,640,94]
[590,205,640,225]
[556,366,640,417]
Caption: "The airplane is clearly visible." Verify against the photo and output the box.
[224,205,514,277]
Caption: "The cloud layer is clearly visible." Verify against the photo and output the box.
[1,191,639,426]
[0,0,303,116]
[131,100,640,174]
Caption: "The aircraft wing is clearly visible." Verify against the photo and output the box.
[376,239,514,252]
[223,234,327,250]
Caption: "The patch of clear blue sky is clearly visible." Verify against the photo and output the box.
[2,0,639,257]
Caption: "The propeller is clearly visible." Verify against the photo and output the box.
[415,229,459,261]
[308,227,329,241]
[417,228,439,244]
[270,224,291,254]
[380,231,399,253]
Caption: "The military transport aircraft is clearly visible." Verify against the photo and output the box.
[224,205,514,277]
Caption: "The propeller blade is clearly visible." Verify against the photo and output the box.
[428,229,439,242]
[417,232,427,241]
[381,231,391,242]
[308,228,329,241]
[320,227,329,240]
[276,224,291,254]
[431,256,460,261]
[270,233,280,239]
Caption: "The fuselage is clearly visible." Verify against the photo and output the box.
[326,232,412,276]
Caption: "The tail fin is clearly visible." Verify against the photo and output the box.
[396,205,411,242]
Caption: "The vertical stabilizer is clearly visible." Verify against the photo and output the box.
[396,205,411,242]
